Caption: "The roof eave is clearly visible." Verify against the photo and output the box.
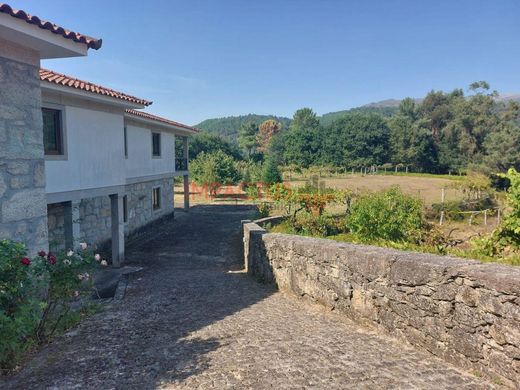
[41,82,149,109]
[124,113,198,136]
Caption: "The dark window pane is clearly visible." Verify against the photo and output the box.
[124,127,128,158]
[152,133,161,156]
[152,187,161,210]
[42,108,62,155]
[123,195,128,222]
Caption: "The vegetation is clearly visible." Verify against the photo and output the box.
[196,114,290,142]
[0,241,102,370]
[346,187,423,242]
[190,151,241,196]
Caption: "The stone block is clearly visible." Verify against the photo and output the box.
[1,188,46,223]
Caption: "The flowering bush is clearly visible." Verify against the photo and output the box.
[0,240,41,368]
[0,241,102,370]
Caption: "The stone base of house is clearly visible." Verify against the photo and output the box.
[47,177,175,255]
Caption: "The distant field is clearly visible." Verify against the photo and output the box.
[286,174,465,206]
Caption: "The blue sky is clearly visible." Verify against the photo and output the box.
[17,0,520,125]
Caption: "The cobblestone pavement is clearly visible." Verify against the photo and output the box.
[2,205,494,389]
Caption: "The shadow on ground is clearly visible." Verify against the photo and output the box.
[2,205,268,389]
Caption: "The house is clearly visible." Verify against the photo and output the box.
[0,4,197,264]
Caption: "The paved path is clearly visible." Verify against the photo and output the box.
[2,206,493,389]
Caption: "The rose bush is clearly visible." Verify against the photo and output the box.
[0,240,101,370]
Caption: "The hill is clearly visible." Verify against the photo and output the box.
[196,94,520,142]
[196,114,291,142]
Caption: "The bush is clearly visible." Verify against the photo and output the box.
[0,241,100,370]
[190,151,241,196]
[292,213,345,237]
[346,186,423,242]
[0,240,41,368]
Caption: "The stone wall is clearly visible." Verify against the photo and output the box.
[47,177,175,253]
[0,51,48,255]
[243,222,520,387]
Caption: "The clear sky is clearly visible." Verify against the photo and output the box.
[16,0,520,125]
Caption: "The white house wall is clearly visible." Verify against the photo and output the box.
[125,123,176,180]
[45,105,126,194]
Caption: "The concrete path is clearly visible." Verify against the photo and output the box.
[2,205,493,389]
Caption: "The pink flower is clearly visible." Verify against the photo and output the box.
[38,251,46,257]
[20,257,31,266]
[48,255,57,265]
[94,254,101,262]
[79,242,88,250]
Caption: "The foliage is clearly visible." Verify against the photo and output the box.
[238,122,259,160]
[346,187,423,242]
[0,241,100,370]
[281,108,322,168]
[257,202,272,218]
[262,157,283,185]
[190,151,241,196]
[0,240,40,368]
[196,114,290,142]
[322,112,390,168]
[283,213,345,237]
[257,119,282,153]
[183,132,242,160]
[476,168,520,257]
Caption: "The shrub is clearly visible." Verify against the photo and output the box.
[257,202,272,218]
[0,240,41,368]
[0,241,100,370]
[190,151,241,196]
[346,186,423,242]
[292,213,345,237]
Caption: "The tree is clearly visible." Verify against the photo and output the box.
[189,151,241,196]
[182,132,242,160]
[256,119,282,153]
[262,157,283,184]
[238,122,259,159]
[322,113,390,168]
[483,101,520,172]
[282,108,322,168]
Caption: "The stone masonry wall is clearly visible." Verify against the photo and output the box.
[243,222,520,387]
[0,53,48,255]
[47,178,175,253]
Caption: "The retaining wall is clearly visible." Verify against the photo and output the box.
[243,221,520,387]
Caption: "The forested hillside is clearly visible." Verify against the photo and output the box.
[188,82,520,176]
[196,114,291,141]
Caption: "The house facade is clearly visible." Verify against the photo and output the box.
[0,4,196,263]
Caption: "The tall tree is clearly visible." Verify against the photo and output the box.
[282,108,322,168]
[256,119,282,152]
[238,121,259,159]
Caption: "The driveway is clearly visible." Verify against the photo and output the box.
[1,205,493,389]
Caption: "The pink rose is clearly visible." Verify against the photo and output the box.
[20,257,31,266]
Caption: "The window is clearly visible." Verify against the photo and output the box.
[42,108,63,155]
[123,195,128,223]
[152,132,161,157]
[124,127,128,158]
[152,187,161,210]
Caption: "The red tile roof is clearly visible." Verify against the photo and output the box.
[125,109,199,133]
[40,69,152,107]
[0,3,102,50]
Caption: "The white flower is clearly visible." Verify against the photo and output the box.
[80,242,88,250]
[74,290,80,297]
[100,260,108,266]
[63,259,72,265]
[67,250,74,257]
[94,254,101,262]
